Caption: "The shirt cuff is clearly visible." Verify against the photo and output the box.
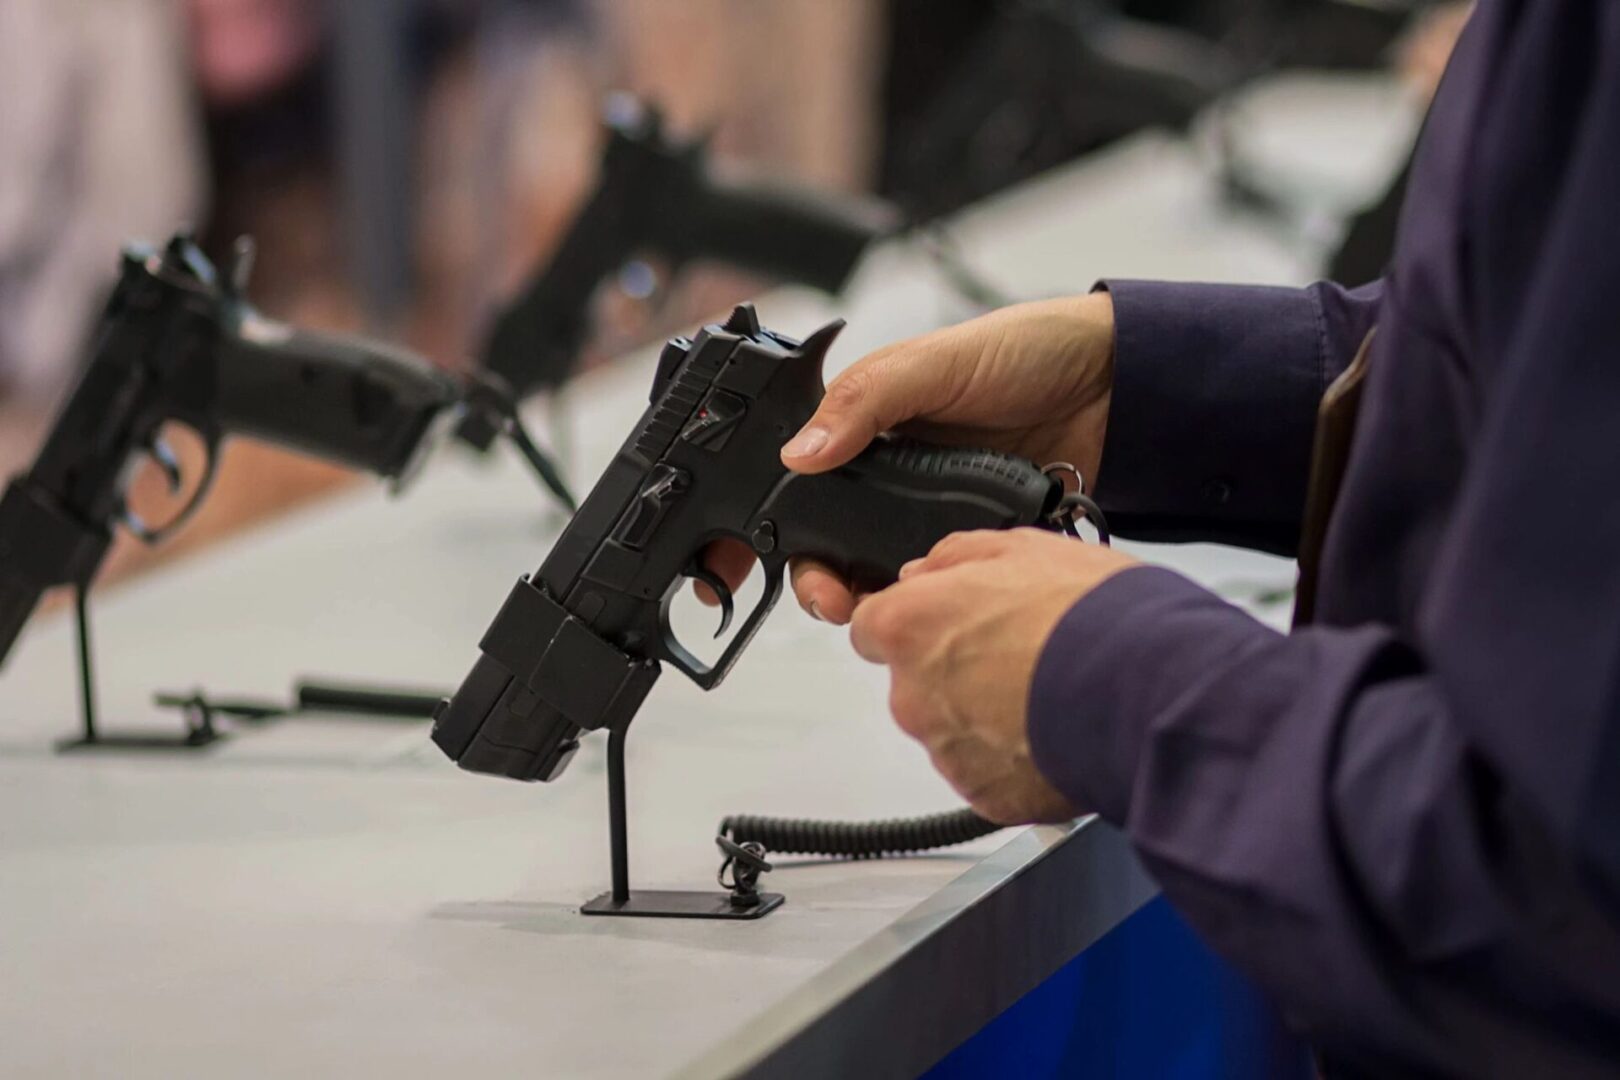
[1027,565,1276,824]
[1093,279,1334,553]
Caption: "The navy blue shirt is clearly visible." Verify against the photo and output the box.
[1028,3,1620,1074]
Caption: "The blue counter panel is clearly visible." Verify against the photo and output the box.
[925,896,1312,1079]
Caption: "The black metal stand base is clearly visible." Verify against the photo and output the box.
[53,585,223,753]
[581,889,784,920]
[583,719,783,921]
[56,730,224,752]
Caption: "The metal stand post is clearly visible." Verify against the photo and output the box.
[56,584,221,752]
[74,584,97,745]
[581,719,783,920]
[608,721,632,904]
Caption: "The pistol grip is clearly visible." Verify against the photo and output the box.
[751,438,1062,592]
[216,322,456,480]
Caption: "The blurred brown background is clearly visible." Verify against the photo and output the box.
[0,0,1461,597]
[0,0,885,588]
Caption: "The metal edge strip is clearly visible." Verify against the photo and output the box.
[674,817,1158,1080]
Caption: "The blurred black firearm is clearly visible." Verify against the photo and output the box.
[882,0,1427,221]
[456,96,897,450]
[0,234,564,668]
[884,0,1233,219]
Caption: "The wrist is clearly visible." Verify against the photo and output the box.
[1066,291,1114,491]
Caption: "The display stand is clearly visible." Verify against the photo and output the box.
[581,718,783,920]
[54,585,222,752]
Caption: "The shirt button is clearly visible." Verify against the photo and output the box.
[1201,478,1234,506]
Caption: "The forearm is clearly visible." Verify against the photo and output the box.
[1094,279,1381,555]
[1028,568,1620,1072]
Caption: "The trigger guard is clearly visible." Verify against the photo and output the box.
[655,552,786,690]
[126,431,222,545]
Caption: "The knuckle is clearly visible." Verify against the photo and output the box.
[973,796,1022,826]
[888,684,929,739]
[822,368,872,413]
[929,529,1002,563]
[928,532,966,560]
[866,600,910,653]
[848,602,886,659]
[929,747,977,797]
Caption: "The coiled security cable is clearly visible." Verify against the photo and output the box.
[719,808,1003,859]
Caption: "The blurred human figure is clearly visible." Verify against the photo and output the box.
[188,0,323,108]
[4,0,889,583]
[0,0,205,410]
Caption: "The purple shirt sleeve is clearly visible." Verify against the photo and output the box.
[1032,563,1620,1072]
[1094,279,1379,555]
[1028,570,1493,1067]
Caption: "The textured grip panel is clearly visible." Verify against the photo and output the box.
[756,437,1060,591]
[862,438,1054,491]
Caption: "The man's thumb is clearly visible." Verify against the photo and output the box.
[780,356,938,474]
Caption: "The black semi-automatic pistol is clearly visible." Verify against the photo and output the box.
[456,96,897,449]
[0,234,556,669]
[433,305,1093,782]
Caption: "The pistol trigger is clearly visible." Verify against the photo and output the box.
[685,561,735,638]
[121,428,220,546]
[116,497,159,545]
[147,437,183,493]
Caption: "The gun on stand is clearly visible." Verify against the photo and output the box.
[0,234,571,745]
[889,1,1231,220]
[433,304,1109,919]
[454,94,898,450]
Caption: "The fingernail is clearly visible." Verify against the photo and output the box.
[808,600,824,622]
[782,425,829,459]
[898,559,924,579]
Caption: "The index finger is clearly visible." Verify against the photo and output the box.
[791,558,860,625]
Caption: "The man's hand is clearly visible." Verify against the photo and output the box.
[695,295,1127,824]
[782,293,1115,481]
[700,292,1118,617]
[849,528,1139,825]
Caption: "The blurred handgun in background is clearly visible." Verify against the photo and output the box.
[458,94,897,449]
